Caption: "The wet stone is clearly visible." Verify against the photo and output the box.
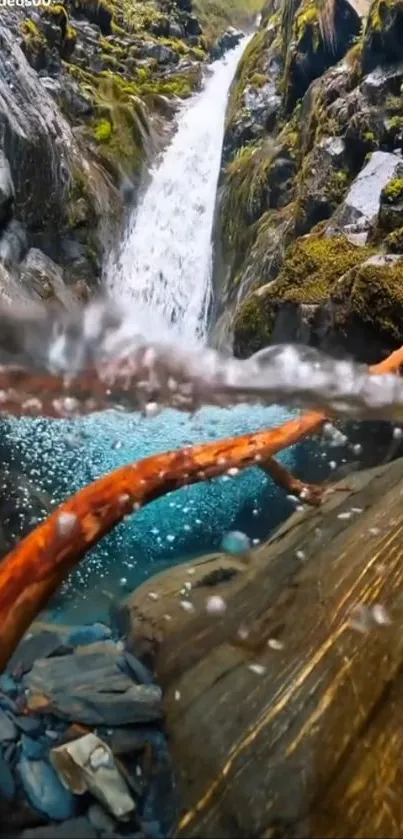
[18,755,76,821]
[119,652,154,685]
[14,714,43,735]
[25,651,163,726]
[0,672,18,696]
[8,630,66,676]
[66,623,112,648]
[0,752,16,800]
[87,802,117,833]
[21,734,47,760]
[0,707,17,742]
[20,817,97,838]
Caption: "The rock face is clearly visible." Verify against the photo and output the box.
[0,0,209,307]
[212,0,403,364]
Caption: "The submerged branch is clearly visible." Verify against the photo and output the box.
[0,333,403,670]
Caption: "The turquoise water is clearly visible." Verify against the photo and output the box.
[4,403,324,623]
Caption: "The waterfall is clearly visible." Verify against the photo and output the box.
[6,43,322,625]
[106,40,249,343]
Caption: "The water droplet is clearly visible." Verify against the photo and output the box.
[267,638,284,650]
[248,663,266,676]
[221,530,251,557]
[372,604,391,625]
[57,512,77,537]
[205,595,226,615]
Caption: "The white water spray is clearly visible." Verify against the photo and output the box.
[106,40,248,344]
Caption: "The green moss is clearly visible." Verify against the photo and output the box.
[233,294,275,358]
[250,72,267,86]
[93,118,112,142]
[263,234,374,304]
[334,257,403,341]
[221,139,276,265]
[226,29,269,130]
[385,227,403,252]
[382,177,403,204]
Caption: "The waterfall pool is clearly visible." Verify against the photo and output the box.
[5,403,326,624]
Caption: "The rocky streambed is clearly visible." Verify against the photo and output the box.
[0,620,175,839]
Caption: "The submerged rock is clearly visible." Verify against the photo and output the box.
[25,650,163,725]
[0,709,17,743]
[19,755,76,821]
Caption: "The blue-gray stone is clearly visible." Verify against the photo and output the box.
[0,694,18,713]
[20,818,97,837]
[142,821,164,839]
[0,673,18,696]
[18,755,75,821]
[0,709,17,742]
[66,623,112,648]
[21,735,47,760]
[14,715,43,736]
[0,753,15,800]
[119,652,154,685]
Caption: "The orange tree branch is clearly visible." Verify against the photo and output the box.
[1,343,403,671]
[0,414,329,673]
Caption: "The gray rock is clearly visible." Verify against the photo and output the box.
[169,21,185,39]
[360,62,403,105]
[67,623,112,648]
[87,802,116,833]
[25,650,163,726]
[0,708,17,743]
[0,218,27,267]
[18,248,76,308]
[0,150,13,227]
[331,151,403,232]
[185,15,202,36]
[8,629,65,676]
[0,753,15,800]
[211,27,243,60]
[20,818,97,838]
[18,755,76,822]
[120,652,154,685]
[21,735,47,760]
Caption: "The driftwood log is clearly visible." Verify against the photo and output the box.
[122,457,403,839]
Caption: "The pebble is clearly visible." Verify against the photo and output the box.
[21,734,47,760]
[14,715,43,736]
[121,652,154,685]
[19,755,76,821]
[67,623,112,648]
[0,708,17,743]
[0,752,16,800]
[0,672,18,696]
[179,600,195,613]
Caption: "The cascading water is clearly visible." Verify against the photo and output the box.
[106,39,249,342]
[5,44,326,623]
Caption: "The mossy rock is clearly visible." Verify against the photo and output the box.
[282,0,361,111]
[233,293,276,357]
[362,0,403,75]
[233,233,374,356]
[376,175,403,234]
[332,255,403,342]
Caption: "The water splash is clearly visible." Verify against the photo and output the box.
[1,300,403,422]
[105,39,249,343]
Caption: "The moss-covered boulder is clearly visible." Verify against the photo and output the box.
[331,253,403,344]
[233,233,374,356]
